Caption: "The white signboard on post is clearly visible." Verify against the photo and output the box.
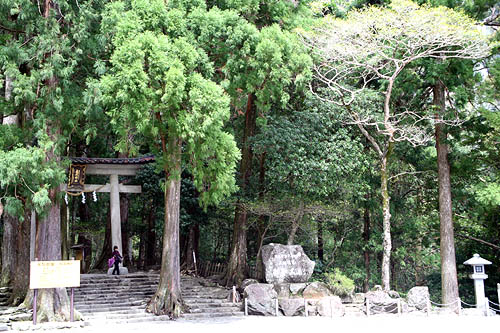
[30,261,80,289]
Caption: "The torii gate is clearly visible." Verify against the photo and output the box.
[63,156,155,275]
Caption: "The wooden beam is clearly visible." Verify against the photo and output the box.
[60,184,142,194]
[85,164,142,176]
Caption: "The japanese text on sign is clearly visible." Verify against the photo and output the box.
[30,261,80,289]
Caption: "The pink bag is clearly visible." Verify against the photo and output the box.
[108,257,115,268]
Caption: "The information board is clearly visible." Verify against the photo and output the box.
[30,261,80,289]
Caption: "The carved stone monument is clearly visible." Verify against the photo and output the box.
[261,243,315,284]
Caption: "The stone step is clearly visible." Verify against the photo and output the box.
[188,306,241,314]
[80,280,159,285]
[86,311,154,320]
[84,308,146,316]
[183,297,229,303]
[79,282,158,287]
[76,304,145,314]
[181,311,244,319]
[74,288,156,298]
[88,314,170,324]
[74,299,148,306]
[187,302,241,309]
[74,291,154,299]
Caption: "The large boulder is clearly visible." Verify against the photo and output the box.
[316,296,345,317]
[303,282,332,299]
[240,279,259,293]
[261,244,315,284]
[365,290,399,314]
[279,298,305,316]
[407,286,430,310]
[243,283,277,316]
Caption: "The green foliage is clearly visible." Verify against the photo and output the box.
[252,96,367,199]
[321,268,355,297]
[97,0,240,208]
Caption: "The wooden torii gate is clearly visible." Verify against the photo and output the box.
[62,155,155,274]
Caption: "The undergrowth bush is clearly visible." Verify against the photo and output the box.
[322,268,355,297]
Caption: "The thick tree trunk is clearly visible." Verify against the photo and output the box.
[1,214,17,287]
[224,208,248,286]
[363,199,371,293]
[223,93,256,287]
[26,0,71,320]
[380,152,392,292]
[10,210,30,305]
[147,136,183,318]
[434,82,459,307]
[34,198,71,322]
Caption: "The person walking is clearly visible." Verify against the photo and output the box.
[112,245,122,275]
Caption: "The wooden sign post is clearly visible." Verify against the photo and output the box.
[30,260,80,325]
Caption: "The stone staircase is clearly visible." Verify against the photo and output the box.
[0,287,12,306]
[72,273,243,324]
[181,276,243,320]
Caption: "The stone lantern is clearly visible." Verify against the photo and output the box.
[464,254,492,311]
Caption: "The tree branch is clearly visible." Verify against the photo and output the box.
[456,233,500,251]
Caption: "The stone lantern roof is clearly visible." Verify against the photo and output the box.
[463,253,492,266]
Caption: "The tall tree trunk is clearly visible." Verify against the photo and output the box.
[223,93,256,287]
[363,198,371,293]
[120,194,130,267]
[380,150,392,292]
[1,213,17,287]
[147,136,183,318]
[3,75,18,125]
[434,81,459,307]
[93,208,111,269]
[255,153,266,280]
[183,224,198,271]
[10,210,30,305]
[138,231,146,270]
[60,201,69,261]
[317,219,324,262]
[26,0,71,320]
[146,202,156,266]
[287,200,304,245]
[34,197,71,322]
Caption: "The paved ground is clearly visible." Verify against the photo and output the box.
[10,315,500,333]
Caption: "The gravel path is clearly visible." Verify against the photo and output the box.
[12,315,499,333]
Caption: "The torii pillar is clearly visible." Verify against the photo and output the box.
[84,163,143,275]
[65,156,154,275]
